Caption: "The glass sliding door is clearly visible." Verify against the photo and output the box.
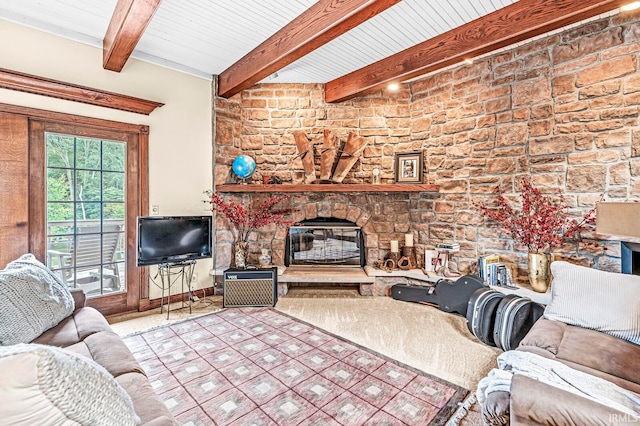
[45,133,127,298]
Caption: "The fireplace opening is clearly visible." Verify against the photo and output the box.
[621,242,640,275]
[285,218,365,267]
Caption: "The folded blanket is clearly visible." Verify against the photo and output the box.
[477,350,640,419]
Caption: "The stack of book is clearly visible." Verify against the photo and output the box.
[478,255,517,288]
[435,242,460,252]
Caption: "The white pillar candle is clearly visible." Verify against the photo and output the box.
[405,233,414,247]
[390,240,399,252]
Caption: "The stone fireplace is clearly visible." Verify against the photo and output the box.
[213,191,440,272]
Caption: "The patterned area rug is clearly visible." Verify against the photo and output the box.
[123,307,468,425]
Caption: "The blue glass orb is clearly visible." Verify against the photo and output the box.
[232,155,256,179]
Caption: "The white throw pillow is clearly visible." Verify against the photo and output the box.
[544,261,640,344]
[0,344,139,426]
[0,254,75,345]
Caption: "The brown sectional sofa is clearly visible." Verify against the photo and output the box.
[483,318,640,425]
[480,260,640,425]
[32,289,177,426]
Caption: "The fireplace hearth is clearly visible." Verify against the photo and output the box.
[285,218,365,267]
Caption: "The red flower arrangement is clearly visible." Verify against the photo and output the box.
[209,192,296,241]
[474,176,600,254]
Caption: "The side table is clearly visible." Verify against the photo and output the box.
[158,260,196,319]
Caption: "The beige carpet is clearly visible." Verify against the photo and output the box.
[276,296,500,391]
[109,290,497,425]
[109,297,224,333]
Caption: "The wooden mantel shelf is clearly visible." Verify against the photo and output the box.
[215,183,439,193]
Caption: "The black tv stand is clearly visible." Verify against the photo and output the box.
[158,260,196,319]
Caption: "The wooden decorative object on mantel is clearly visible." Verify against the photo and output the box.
[320,130,339,181]
[332,131,368,183]
[293,129,367,184]
[293,130,316,184]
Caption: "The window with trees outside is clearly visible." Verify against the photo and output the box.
[46,133,126,298]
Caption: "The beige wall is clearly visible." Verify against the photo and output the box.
[0,20,213,296]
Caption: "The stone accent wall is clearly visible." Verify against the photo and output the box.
[214,11,640,276]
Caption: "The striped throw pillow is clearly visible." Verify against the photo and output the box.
[544,261,640,345]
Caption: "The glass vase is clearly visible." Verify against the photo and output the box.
[528,252,550,292]
[233,240,249,269]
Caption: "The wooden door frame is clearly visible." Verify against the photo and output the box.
[0,112,30,268]
[0,103,149,316]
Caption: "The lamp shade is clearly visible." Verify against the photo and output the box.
[596,202,640,240]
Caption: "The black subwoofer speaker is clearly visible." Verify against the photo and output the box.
[223,267,278,308]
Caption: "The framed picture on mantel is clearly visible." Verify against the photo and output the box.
[394,152,423,183]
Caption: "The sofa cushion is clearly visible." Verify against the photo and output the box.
[79,330,145,378]
[519,318,640,393]
[0,343,139,426]
[33,306,112,347]
[544,261,640,345]
[0,254,75,345]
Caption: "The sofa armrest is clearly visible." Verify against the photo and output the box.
[70,288,87,308]
[482,390,511,426]
[510,374,632,425]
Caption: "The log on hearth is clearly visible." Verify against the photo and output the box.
[293,130,316,183]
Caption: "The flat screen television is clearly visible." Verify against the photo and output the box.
[137,216,212,266]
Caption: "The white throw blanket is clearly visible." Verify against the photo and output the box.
[476,350,640,419]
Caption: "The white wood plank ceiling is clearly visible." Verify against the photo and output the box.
[0,0,517,82]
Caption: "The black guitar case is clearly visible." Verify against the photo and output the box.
[436,275,485,316]
[466,288,505,346]
[492,294,545,351]
[390,284,439,306]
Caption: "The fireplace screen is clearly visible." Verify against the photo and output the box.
[285,219,365,267]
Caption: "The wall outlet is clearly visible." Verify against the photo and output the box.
[151,205,159,215]
[191,273,198,283]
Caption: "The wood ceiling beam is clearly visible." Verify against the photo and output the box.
[103,0,162,72]
[217,0,402,98]
[325,0,630,103]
